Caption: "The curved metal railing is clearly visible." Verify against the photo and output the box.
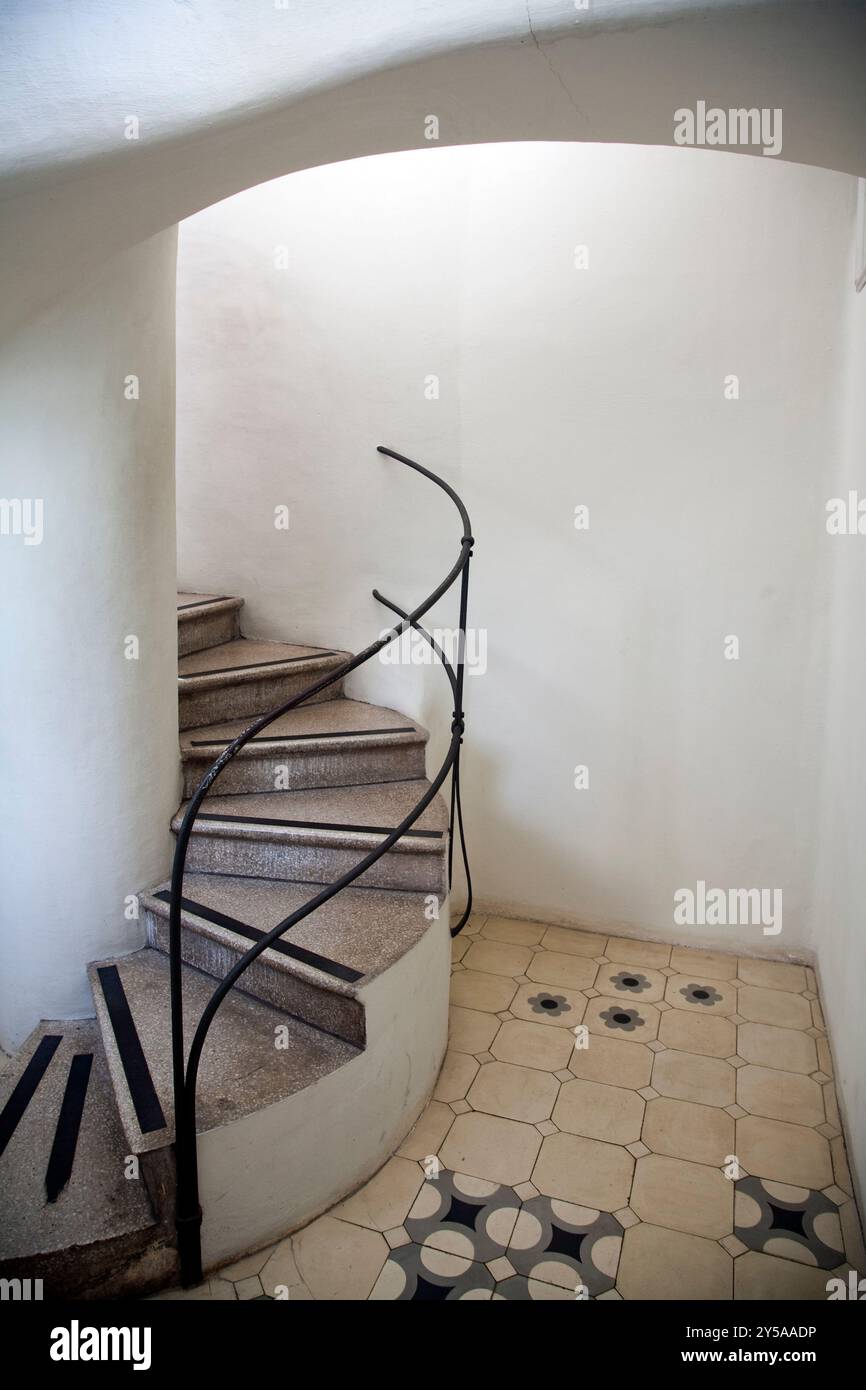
[169,445,473,1284]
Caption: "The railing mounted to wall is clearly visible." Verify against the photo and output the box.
[168,445,473,1286]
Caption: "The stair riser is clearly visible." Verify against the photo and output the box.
[179,669,345,731]
[181,740,426,797]
[178,832,448,895]
[178,608,241,658]
[143,911,365,1047]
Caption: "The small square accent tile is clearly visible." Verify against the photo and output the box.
[806,1026,824,1038]
[451,962,464,972]
[384,1226,412,1249]
[661,967,677,977]
[554,1069,573,1082]
[514,1181,539,1200]
[584,988,600,999]
[720,1235,749,1257]
[614,1206,640,1229]
[450,1099,471,1115]
[803,990,818,1001]
[647,1040,666,1053]
[515,975,531,985]
[487,1256,516,1281]
[535,1120,559,1136]
[656,1000,672,1012]
[235,1276,264,1300]
[818,1123,841,1140]
[729,1013,745,1025]
[627,1141,650,1158]
[727,1055,747,1068]
[725,1104,748,1119]
[497,1011,514,1021]
[475,1052,495,1064]
[822,1185,850,1206]
[638,1086,659,1101]
[811,1070,831,1084]
[593,956,609,965]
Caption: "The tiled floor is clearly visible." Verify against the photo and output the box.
[155,914,865,1301]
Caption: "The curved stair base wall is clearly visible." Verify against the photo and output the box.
[197,906,450,1271]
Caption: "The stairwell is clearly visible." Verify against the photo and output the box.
[0,593,451,1297]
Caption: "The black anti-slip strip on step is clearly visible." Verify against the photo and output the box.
[153,891,363,984]
[189,725,415,748]
[179,654,337,679]
[0,1033,62,1157]
[196,812,443,839]
[45,1053,93,1203]
[96,967,166,1134]
[177,596,230,612]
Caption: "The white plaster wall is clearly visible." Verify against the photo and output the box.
[177,142,852,960]
[0,231,180,1050]
[813,202,866,1208]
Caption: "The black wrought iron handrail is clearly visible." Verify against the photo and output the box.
[168,445,473,1285]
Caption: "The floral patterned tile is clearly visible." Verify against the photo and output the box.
[734,1176,844,1269]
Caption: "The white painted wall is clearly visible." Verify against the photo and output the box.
[0,231,180,1051]
[176,143,853,964]
[813,204,866,1208]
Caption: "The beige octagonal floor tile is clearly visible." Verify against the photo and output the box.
[737,1065,825,1127]
[616,1222,733,1300]
[481,916,547,946]
[526,951,597,991]
[734,1250,835,1301]
[592,961,667,1003]
[439,1112,542,1186]
[736,958,808,993]
[736,1115,833,1189]
[642,1096,734,1166]
[433,1050,479,1103]
[467,1060,559,1123]
[569,1032,653,1089]
[397,1101,455,1161]
[333,1156,424,1232]
[448,1005,501,1056]
[736,986,812,1030]
[584,995,660,1044]
[463,939,534,978]
[652,1049,736,1107]
[450,969,517,1014]
[490,1018,574,1072]
[553,1078,644,1145]
[657,1008,737,1058]
[532,1132,634,1211]
[539,925,608,957]
[290,1216,389,1300]
[630,1154,733,1238]
[510,981,587,1028]
[669,946,739,981]
[664,974,738,1016]
[451,934,470,962]
[605,936,672,968]
[737,1022,818,1074]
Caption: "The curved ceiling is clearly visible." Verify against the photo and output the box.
[2,0,865,335]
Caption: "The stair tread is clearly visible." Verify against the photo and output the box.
[179,696,427,756]
[178,637,346,684]
[172,779,448,850]
[89,949,360,1153]
[0,1021,156,1261]
[141,874,436,986]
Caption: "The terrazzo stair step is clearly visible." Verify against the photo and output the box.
[178,637,351,731]
[88,949,360,1164]
[139,874,436,1044]
[171,780,449,894]
[177,591,244,657]
[179,697,429,797]
[0,1020,177,1299]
